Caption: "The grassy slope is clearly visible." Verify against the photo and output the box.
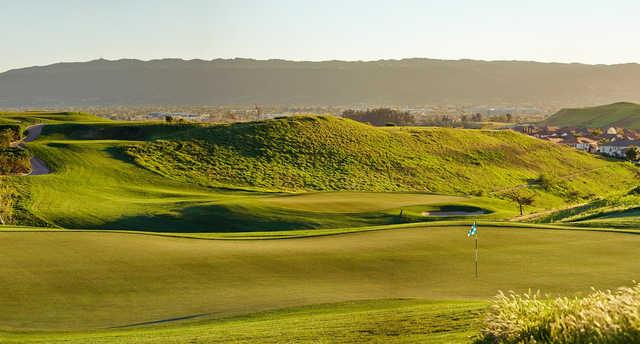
[0,300,485,344]
[0,226,639,331]
[531,192,640,228]
[13,119,522,232]
[19,139,507,230]
[125,116,637,208]
[544,102,640,128]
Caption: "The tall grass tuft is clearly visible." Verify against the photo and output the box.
[477,283,640,343]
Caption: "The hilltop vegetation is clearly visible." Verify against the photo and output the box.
[342,108,416,126]
[544,102,640,129]
[126,116,637,204]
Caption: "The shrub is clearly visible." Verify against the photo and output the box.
[0,148,31,175]
[477,283,640,343]
[0,129,14,147]
[0,125,21,144]
[0,182,16,225]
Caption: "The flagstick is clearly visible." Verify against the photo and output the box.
[474,231,478,279]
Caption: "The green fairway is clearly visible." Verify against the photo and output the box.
[0,226,639,332]
[257,192,465,212]
[0,300,485,344]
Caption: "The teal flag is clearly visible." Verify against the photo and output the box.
[467,221,477,237]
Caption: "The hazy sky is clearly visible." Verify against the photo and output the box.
[2,0,640,72]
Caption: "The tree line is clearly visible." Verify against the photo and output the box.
[341,108,416,126]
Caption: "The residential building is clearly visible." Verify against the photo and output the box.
[599,140,640,158]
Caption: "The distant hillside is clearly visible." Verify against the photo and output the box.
[125,116,637,202]
[544,102,640,129]
[0,111,107,127]
[3,58,640,107]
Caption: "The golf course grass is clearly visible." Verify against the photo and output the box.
[0,226,639,332]
[0,299,486,343]
[2,112,640,343]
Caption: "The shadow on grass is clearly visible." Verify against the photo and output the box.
[76,203,416,233]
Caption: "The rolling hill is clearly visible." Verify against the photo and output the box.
[543,102,640,128]
[9,114,514,232]
[3,58,640,107]
[124,116,637,201]
[2,113,636,232]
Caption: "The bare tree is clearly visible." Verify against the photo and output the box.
[503,189,535,216]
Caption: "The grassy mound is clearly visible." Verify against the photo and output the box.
[543,102,640,129]
[20,139,508,231]
[478,283,640,343]
[125,116,637,202]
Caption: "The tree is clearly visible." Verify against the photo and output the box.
[626,146,640,161]
[503,189,535,216]
[164,115,174,123]
[505,113,513,122]
[341,108,415,126]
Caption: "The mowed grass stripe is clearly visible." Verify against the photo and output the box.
[0,226,639,331]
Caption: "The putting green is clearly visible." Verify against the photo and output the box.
[0,225,639,331]
[257,192,465,212]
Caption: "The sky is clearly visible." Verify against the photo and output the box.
[2,0,640,72]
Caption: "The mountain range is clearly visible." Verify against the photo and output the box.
[2,58,640,107]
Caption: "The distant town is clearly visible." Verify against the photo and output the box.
[511,125,640,159]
